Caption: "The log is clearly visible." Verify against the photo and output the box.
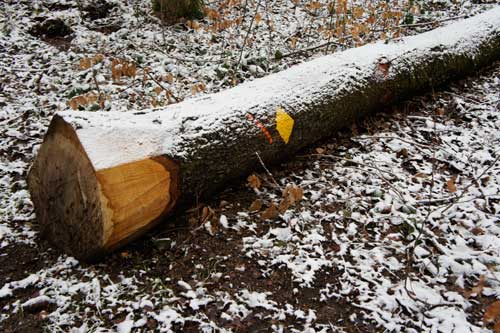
[28,8,500,260]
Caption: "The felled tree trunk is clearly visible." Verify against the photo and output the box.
[28,8,500,260]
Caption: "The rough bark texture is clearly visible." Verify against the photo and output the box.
[28,8,500,260]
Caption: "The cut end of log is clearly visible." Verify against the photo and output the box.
[27,115,179,261]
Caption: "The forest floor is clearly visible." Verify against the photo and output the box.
[1,0,500,332]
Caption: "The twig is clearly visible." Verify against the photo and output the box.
[91,69,104,110]
[236,0,262,71]
[255,151,282,191]
[405,115,438,278]
[312,154,408,204]
[279,37,347,59]
[442,154,500,213]
[355,135,429,149]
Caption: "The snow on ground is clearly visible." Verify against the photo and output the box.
[1,0,500,332]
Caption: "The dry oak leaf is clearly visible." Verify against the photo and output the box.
[315,147,326,154]
[279,185,304,214]
[278,198,291,214]
[464,275,485,298]
[495,320,500,333]
[484,300,500,325]
[79,57,92,70]
[282,185,304,205]
[249,199,263,212]
[247,174,261,189]
[447,175,457,193]
[200,205,215,224]
[261,203,279,220]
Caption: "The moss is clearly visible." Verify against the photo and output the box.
[152,0,204,23]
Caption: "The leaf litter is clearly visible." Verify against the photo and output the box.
[1,0,500,332]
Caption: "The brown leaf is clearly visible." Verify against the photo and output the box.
[165,73,174,84]
[397,148,409,159]
[413,172,428,178]
[247,174,261,189]
[261,203,279,220]
[208,218,218,236]
[111,58,122,82]
[255,13,262,25]
[200,206,214,224]
[92,54,104,64]
[154,86,163,95]
[278,185,304,214]
[484,300,500,324]
[289,186,304,204]
[315,147,325,154]
[120,251,131,258]
[79,57,92,70]
[126,63,137,77]
[464,275,486,298]
[282,185,304,206]
[249,199,263,212]
[471,227,485,236]
[377,61,390,78]
[278,197,291,214]
[447,176,457,193]
[495,320,500,333]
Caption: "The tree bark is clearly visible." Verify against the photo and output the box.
[28,8,500,260]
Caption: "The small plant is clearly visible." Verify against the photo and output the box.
[152,0,204,23]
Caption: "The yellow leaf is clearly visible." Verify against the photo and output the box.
[276,107,294,144]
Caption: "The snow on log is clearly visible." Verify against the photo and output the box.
[28,8,500,260]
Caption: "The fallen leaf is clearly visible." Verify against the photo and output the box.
[165,73,174,83]
[278,197,291,214]
[413,172,428,178]
[261,203,279,220]
[471,227,485,236]
[447,176,457,193]
[247,174,261,189]
[484,300,500,324]
[206,219,218,236]
[79,57,92,70]
[249,199,263,212]
[315,147,325,154]
[289,186,304,204]
[92,54,104,63]
[397,148,409,159]
[276,107,294,144]
[494,320,500,333]
[120,251,131,258]
[255,13,262,25]
[200,205,215,224]
[464,275,486,298]
[436,107,446,116]
[377,60,390,78]
[278,185,304,213]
